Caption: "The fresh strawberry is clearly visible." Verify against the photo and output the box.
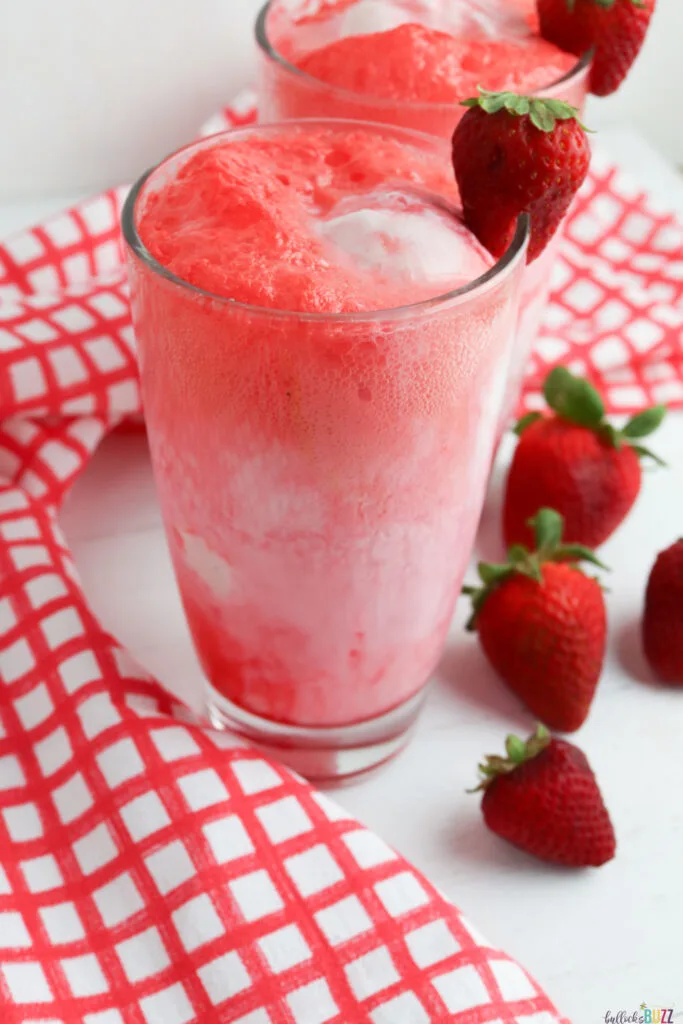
[474,725,616,867]
[537,0,656,97]
[643,539,683,685]
[452,90,590,262]
[504,367,666,549]
[463,508,606,731]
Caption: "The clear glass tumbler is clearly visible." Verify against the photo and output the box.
[256,1,590,137]
[256,0,591,431]
[122,121,529,781]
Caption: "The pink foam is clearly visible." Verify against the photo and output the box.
[138,128,488,314]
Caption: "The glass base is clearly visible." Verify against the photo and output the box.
[205,683,427,783]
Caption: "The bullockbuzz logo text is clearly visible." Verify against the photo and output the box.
[603,1006,679,1024]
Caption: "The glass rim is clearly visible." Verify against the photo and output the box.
[255,0,593,113]
[121,118,530,324]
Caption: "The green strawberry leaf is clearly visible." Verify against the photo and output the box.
[461,89,511,113]
[478,562,514,586]
[543,366,605,428]
[592,0,646,7]
[622,404,667,439]
[506,94,531,115]
[478,91,511,113]
[461,89,583,133]
[470,726,552,791]
[525,723,551,758]
[542,98,581,120]
[514,411,543,436]
[508,540,544,583]
[629,443,667,467]
[462,589,483,631]
[555,544,609,570]
[541,366,664,459]
[516,560,544,584]
[567,0,643,12]
[462,508,604,630]
[529,100,556,133]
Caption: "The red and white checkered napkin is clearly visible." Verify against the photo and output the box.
[0,93,681,1024]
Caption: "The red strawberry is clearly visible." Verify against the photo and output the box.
[474,725,616,867]
[505,367,666,549]
[452,90,590,262]
[643,539,683,684]
[537,0,656,97]
[463,508,606,731]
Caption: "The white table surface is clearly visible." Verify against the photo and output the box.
[2,127,682,1022]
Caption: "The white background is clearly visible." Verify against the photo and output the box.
[0,0,681,197]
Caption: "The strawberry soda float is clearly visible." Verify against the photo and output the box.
[256,0,591,431]
[123,121,529,779]
[256,0,589,137]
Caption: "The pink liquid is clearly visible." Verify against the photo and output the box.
[293,1,574,101]
[259,0,585,136]
[130,124,526,728]
[139,130,486,311]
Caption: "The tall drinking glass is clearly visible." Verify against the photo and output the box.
[256,1,590,136]
[123,121,529,781]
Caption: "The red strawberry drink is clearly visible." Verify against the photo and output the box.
[257,0,589,134]
[123,121,528,779]
[257,0,590,432]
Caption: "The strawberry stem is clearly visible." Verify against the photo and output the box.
[461,89,586,133]
[505,734,527,763]
[554,543,607,569]
[462,508,607,629]
[514,411,543,436]
[541,366,667,462]
[533,507,563,555]
[469,725,551,792]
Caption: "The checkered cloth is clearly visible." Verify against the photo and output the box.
[0,91,681,1024]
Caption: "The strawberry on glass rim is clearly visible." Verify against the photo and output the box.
[537,0,656,97]
[473,725,617,867]
[452,89,591,262]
